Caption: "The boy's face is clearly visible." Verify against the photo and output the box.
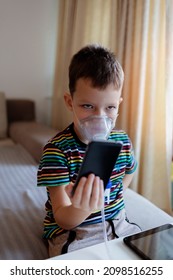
[64,78,122,143]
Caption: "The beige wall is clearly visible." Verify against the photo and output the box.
[0,0,58,125]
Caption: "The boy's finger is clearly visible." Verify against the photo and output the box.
[65,182,74,198]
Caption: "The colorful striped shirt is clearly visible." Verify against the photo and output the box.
[37,123,137,239]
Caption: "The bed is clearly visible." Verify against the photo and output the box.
[0,141,48,259]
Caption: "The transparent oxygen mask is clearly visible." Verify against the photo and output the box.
[78,115,114,142]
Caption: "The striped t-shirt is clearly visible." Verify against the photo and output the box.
[37,123,137,239]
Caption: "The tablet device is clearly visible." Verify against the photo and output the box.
[72,140,122,194]
[123,223,173,260]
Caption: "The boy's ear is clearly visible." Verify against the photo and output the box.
[119,97,123,104]
[64,92,73,111]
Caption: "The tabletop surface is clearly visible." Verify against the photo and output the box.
[49,237,141,260]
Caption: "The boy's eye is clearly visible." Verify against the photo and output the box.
[107,106,117,111]
[82,104,93,109]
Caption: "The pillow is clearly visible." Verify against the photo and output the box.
[0,92,8,139]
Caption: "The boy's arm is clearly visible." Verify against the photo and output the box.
[122,173,134,190]
[49,174,104,230]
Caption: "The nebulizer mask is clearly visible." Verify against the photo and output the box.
[77,115,115,142]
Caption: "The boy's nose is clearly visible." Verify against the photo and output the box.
[94,108,105,116]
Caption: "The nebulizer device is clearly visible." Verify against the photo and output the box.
[77,114,115,258]
[77,115,114,142]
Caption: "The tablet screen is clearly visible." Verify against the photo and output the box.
[123,224,173,260]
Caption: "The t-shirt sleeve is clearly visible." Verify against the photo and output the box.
[124,135,137,174]
[37,142,70,187]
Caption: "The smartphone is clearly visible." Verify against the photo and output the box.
[72,140,122,195]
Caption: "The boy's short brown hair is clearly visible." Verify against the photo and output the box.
[69,44,124,96]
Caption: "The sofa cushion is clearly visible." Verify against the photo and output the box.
[6,99,35,123]
[0,92,8,139]
[0,138,14,146]
[9,121,57,162]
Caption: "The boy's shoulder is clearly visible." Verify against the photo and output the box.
[50,125,72,143]
[109,129,130,141]
[44,124,74,150]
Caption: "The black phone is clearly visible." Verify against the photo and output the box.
[72,140,122,195]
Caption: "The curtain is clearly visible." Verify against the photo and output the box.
[52,0,119,130]
[52,0,173,214]
[166,0,173,210]
[117,0,173,214]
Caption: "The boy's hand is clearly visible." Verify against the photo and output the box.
[66,174,104,212]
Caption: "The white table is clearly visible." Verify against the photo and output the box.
[50,237,141,260]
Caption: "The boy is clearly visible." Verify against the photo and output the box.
[37,44,141,258]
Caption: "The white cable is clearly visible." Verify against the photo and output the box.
[101,195,112,259]
[101,205,108,243]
